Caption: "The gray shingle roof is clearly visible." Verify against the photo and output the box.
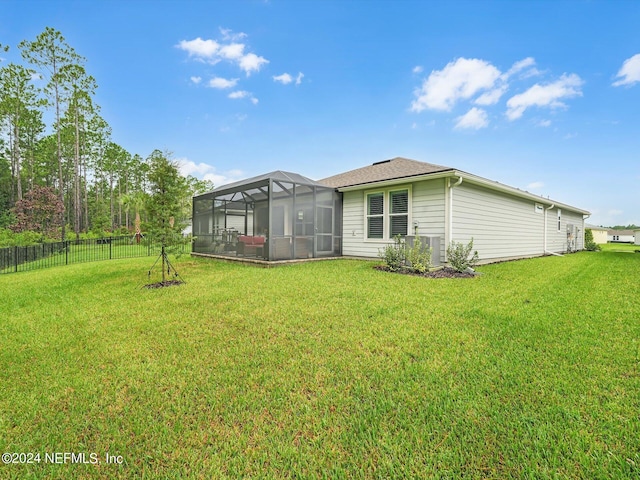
[318,157,454,188]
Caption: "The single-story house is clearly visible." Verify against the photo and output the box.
[607,230,636,243]
[585,224,608,244]
[192,157,590,264]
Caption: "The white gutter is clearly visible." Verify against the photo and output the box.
[544,203,563,256]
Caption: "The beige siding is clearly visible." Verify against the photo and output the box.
[590,229,608,244]
[413,178,446,262]
[341,179,446,260]
[546,208,584,253]
[452,182,546,260]
[452,182,585,260]
[342,178,585,262]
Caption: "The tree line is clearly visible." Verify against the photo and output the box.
[0,27,212,246]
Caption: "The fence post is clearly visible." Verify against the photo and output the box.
[109,238,112,260]
[14,246,18,273]
[65,241,69,265]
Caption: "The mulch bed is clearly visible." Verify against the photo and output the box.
[374,265,477,278]
[143,280,185,289]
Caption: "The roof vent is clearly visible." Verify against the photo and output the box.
[372,159,392,166]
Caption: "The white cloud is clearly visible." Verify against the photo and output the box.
[411,58,501,112]
[228,90,258,104]
[177,30,269,76]
[454,107,489,130]
[475,85,508,106]
[410,57,542,114]
[177,38,220,59]
[412,65,423,74]
[208,77,238,89]
[612,53,640,87]
[219,43,245,60]
[503,57,536,79]
[537,119,552,127]
[506,73,583,120]
[177,157,244,187]
[239,52,269,76]
[190,76,202,84]
[273,73,293,84]
[608,209,623,216]
[273,72,304,86]
[203,170,246,187]
[228,90,249,99]
[177,159,215,177]
[219,27,247,42]
[527,181,544,190]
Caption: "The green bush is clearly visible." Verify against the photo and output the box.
[379,235,432,273]
[0,228,47,248]
[447,238,479,272]
[406,236,432,273]
[379,235,406,271]
[584,228,600,252]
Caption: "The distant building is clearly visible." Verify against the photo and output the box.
[607,230,635,243]
[585,224,608,244]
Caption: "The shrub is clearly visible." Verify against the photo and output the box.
[584,228,600,251]
[447,238,479,272]
[406,236,432,273]
[379,235,406,271]
[379,235,433,273]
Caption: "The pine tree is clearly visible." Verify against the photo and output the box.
[145,150,188,282]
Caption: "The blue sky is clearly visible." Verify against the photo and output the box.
[2,0,639,227]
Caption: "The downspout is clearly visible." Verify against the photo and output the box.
[445,176,463,261]
[544,203,562,256]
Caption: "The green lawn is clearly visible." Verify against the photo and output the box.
[1,251,639,479]
[600,242,639,253]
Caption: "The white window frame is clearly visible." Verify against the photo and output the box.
[363,186,412,241]
[557,209,562,232]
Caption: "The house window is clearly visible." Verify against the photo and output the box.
[389,190,409,236]
[365,187,411,239]
[367,193,384,239]
[557,209,562,232]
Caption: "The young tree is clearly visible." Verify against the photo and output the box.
[145,150,188,282]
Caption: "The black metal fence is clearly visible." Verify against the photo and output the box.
[0,236,190,274]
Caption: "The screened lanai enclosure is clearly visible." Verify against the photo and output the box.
[192,171,342,261]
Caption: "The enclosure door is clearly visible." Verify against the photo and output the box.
[315,206,333,255]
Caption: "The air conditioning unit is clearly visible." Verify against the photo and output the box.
[405,235,441,266]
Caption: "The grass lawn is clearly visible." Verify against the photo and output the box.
[600,242,639,253]
[1,251,639,478]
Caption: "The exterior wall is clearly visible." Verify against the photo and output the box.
[341,178,446,260]
[590,228,608,244]
[451,182,546,261]
[608,233,635,243]
[545,207,584,253]
[451,182,585,261]
[342,178,585,263]
[636,231,640,245]
[413,178,446,262]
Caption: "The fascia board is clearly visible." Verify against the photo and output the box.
[337,170,590,216]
